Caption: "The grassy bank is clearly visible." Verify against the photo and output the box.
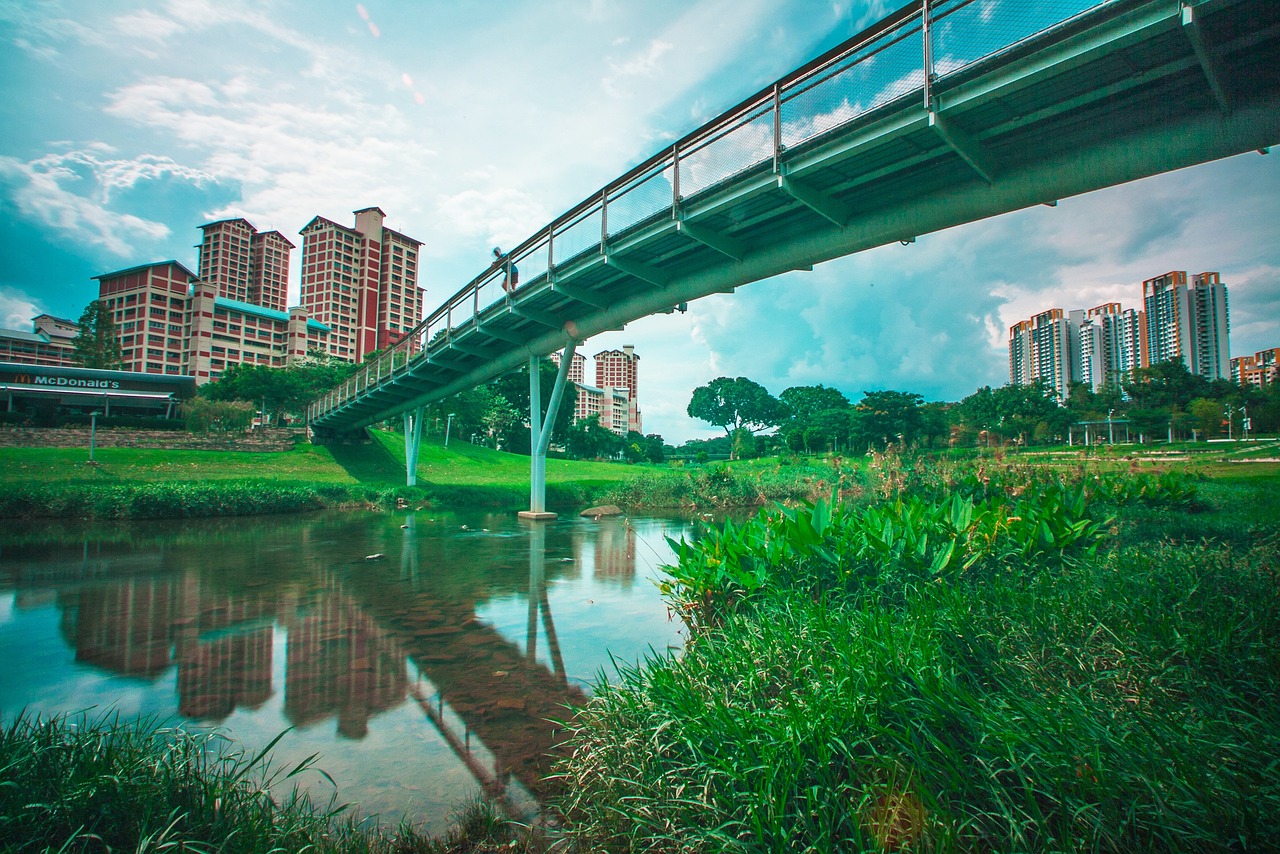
[0,430,862,519]
[553,463,1280,852]
[0,711,542,853]
[0,430,643,518]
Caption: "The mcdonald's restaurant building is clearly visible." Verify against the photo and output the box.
[0,362,196,424]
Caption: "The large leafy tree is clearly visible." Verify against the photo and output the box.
[73,300,123,370]
[854,389,924,449]
[1123,359,1211,410]
[687,376,785,459]
[565,414,623,459]
[779,385,851,453]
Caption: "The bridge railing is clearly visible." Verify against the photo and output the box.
[310,0,1111,425]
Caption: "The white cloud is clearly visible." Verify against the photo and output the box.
[0,291,43,331]
[436,187,550,251]
[0,151,205,255]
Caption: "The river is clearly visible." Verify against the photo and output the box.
[0,509,695,832]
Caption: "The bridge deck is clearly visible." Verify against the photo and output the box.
[310,0,1280,434]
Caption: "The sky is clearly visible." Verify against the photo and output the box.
[1,0,1277,443]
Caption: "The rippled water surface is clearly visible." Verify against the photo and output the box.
[0,510,693,829]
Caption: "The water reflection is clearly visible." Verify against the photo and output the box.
[0,511,688,826]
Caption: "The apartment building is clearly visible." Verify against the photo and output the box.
[1231,347,1279,387]
[1012,268,1230,397]
[1143,270,1230,380]
[1007,309,1080,400]
[197,218,294,313]
[95,261,197,376]
[299,207,423,362]
[95,259,330,384]
[0,315,79,366]
[594,345,642,433]
[1078,302,1144,391]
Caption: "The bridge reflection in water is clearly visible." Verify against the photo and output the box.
[0,512,686,824]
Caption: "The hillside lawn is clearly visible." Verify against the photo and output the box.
[0,429,637,489]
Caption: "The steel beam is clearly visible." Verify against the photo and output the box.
[551,280,611,308]
[1181,3,1230,113]
[777,174,852,227]
[512,304,564,329]
[477,324,526,345]
[929,111,997,183]
[676,218,747,260]
[448,340,492,359]
[604,253,669,287]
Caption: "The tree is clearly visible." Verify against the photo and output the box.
[855,390,924,449]
[687,377,785,459]
[779,385,851,453]
[73,300,122,370]
[565,415,623,459]
[1189,397,1224,438]
[1123,359,1211,410]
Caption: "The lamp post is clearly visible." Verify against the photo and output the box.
[445,412,456,447]
[89,410,99,463]
[1107,409,1114,445]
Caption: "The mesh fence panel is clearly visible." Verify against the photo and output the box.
[606,163,674,237]
[931,0,1107,79]
[552,208,603,266]
[678,105,774,198]
[474,271,505,315]
[514,235,550,285]
[781,18,924,149]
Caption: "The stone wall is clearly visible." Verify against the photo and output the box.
[0,426,304,452]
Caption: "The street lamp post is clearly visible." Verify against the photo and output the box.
[445,412,456,447]
[89,410,99,463]
[1107,408,1114,445]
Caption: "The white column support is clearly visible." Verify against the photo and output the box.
[404,406,425,486]
[520,342,579,520]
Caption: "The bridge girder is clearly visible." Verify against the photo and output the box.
[311,0,1280,434]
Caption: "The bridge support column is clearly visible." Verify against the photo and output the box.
[404,406,425,486]
[519,342,578,521]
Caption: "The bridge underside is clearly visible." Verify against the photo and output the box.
[310,0,1280,445]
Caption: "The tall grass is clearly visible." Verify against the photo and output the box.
[553,464,1280,852]
[0,711,552,853]
[557,537,1280,852]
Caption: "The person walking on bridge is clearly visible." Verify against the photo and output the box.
[493,246,519,293]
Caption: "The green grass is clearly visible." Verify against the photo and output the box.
[0,711,553,853]
[0,430,649,517]
[0,443,361,485]
[553,465,1280,852]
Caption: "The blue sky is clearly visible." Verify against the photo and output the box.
[1,0,1277,442]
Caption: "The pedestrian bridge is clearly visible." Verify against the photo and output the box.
[308,0,1280,507]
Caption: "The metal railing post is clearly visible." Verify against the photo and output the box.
[600,188,609,243]
[922,0,933,111]
[772,82,782,173]
[671,143,680,218]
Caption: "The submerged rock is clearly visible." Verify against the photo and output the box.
[580,504,623,518]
